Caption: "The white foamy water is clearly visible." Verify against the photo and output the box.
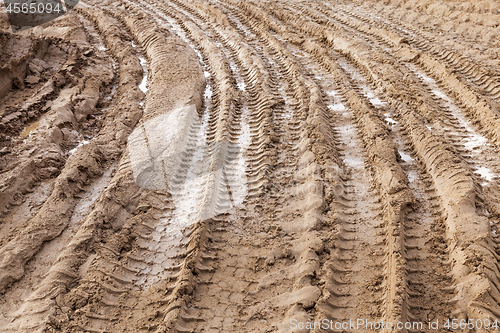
[68,139,90,156]
[399,150,414,163]
[384,113,398,125]
[337,58,386,108]
[138,56,148,93]
[476,167,494,182]
[129,39,149,94]
[328,104,347,112]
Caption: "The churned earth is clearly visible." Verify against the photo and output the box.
[0,0,499,332]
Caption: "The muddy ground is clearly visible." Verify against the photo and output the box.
[0,0,499,332]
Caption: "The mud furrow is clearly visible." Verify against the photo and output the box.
[0,15,128,294]
[403,62,500,299]
[304,44,415,328]
[289,1,500,208]
[1,1,207,331]
[157,0,276,200]
[329,34,500,329]
[296,0,500,103]
[79,1,256,331]
[225,3,386,326]
[197,3,361,331]
[145,1,314,331]
[0,38,112,220]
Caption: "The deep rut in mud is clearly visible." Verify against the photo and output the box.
[1,0,500,332]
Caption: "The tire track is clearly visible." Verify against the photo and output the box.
[303,1,500,152]
[264,2,500,328]
[136,1,343,331]
[77,1,257,331]
[292,47,389,329]
[2,0,500,332]
[66,3,212,332]
[330,1,500,97]
[289,1,500,237]
[0,5,145,331]
[232,4,420,326]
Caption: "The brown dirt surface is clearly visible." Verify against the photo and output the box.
[0,0,500,332]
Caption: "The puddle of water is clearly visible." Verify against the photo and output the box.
[20,121,39,138]
[129,38,149,94]
[138,56,149,93]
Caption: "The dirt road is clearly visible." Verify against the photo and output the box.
[0,0,499,332]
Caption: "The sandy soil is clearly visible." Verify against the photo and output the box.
[0,0,499,332]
